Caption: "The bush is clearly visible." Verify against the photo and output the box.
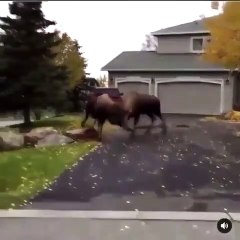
[223,111,240,121]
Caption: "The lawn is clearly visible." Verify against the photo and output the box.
[9,113,120,132]
[0,114,99,209]
[10,113,94,132]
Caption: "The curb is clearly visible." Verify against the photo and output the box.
[0,210,234,221]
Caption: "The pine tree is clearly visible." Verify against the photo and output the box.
[0,2,68,125]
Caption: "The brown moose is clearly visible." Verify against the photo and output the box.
[81,91,167,140]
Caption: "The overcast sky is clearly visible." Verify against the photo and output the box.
[0,1,219,78]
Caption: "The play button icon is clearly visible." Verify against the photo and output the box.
[217,218,232,233]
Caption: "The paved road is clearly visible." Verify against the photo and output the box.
[25,115,240,211]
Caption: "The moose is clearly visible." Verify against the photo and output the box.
[81,91,167,140]
[122,91,167,135]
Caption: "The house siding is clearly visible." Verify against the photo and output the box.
[233,75,240,109]
[156,34,210,54]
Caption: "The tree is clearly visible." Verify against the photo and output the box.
[52,32,87,88]
[66,76,99,112]
[0,2,68,125]
[97,75,107,87]
[141,34,157,51]
[203,1,240,71]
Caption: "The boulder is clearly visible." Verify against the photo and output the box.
[24,127,58,146]
[0,131,24,151]
[36,133,74,147]
[65,128,98,140]
[0,127,19,133]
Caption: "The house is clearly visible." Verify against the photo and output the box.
[101,19,240,115]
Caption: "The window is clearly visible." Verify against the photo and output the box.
[191,36,210,53]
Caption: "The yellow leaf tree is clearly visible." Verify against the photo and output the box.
[203,2,240,71]
[52,32,87,88]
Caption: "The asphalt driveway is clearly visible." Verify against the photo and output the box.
[25,115,240,212]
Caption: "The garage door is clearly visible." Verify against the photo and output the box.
[115,77,151,95]
[157,81,222,115]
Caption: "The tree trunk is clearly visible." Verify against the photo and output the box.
[73,98,79,112]
[23,105,31,126]
[34,109,42,120]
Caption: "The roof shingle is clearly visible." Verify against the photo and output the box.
[151,19,209,36]
[101,51,228,72]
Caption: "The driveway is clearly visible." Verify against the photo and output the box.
[25,115,240,212]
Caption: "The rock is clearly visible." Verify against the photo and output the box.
[24,127,58,146]
[0,126,18,132]
[65,128,98,140]
[36,133,74,147]
[0,131,24,151]
[24,134,39,147]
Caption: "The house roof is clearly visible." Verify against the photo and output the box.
[151,19,210,36]
[101,51,228,72]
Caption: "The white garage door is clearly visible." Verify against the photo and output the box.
[157,79,223,115]
[115,77,151,95]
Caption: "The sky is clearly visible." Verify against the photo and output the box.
[0,1,219,79]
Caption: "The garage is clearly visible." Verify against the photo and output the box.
[155,78,223,115]
[115,77,151,95]
[102,51,233,114]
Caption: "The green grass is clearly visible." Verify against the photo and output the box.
[10,114,96,132]
[0,142,97,209]
[9,114,120,133]
[0,114,120,209]
[0,114,99,209]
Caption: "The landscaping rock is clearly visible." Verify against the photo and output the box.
[24,127,58,146]
[0,127,19,133]
[0,131,24,151]
[65,128,98,140]
[36,133,74,147]
[24,134,39,147]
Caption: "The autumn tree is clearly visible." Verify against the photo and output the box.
[203,2,240,71]
[141,34,157,51]
[52,32,87,88]
[0,2,68,125]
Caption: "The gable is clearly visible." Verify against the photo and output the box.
[151,18,215,36]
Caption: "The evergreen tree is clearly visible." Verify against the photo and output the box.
[0,2,68,125]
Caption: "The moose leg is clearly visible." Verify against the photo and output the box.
[132,114,140,134]
[93,119,97,128]
[97,120,105,140]
[155,111,167,135]
[146,113,156,133]
[81,111,89,128]
[121,115,132,132]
